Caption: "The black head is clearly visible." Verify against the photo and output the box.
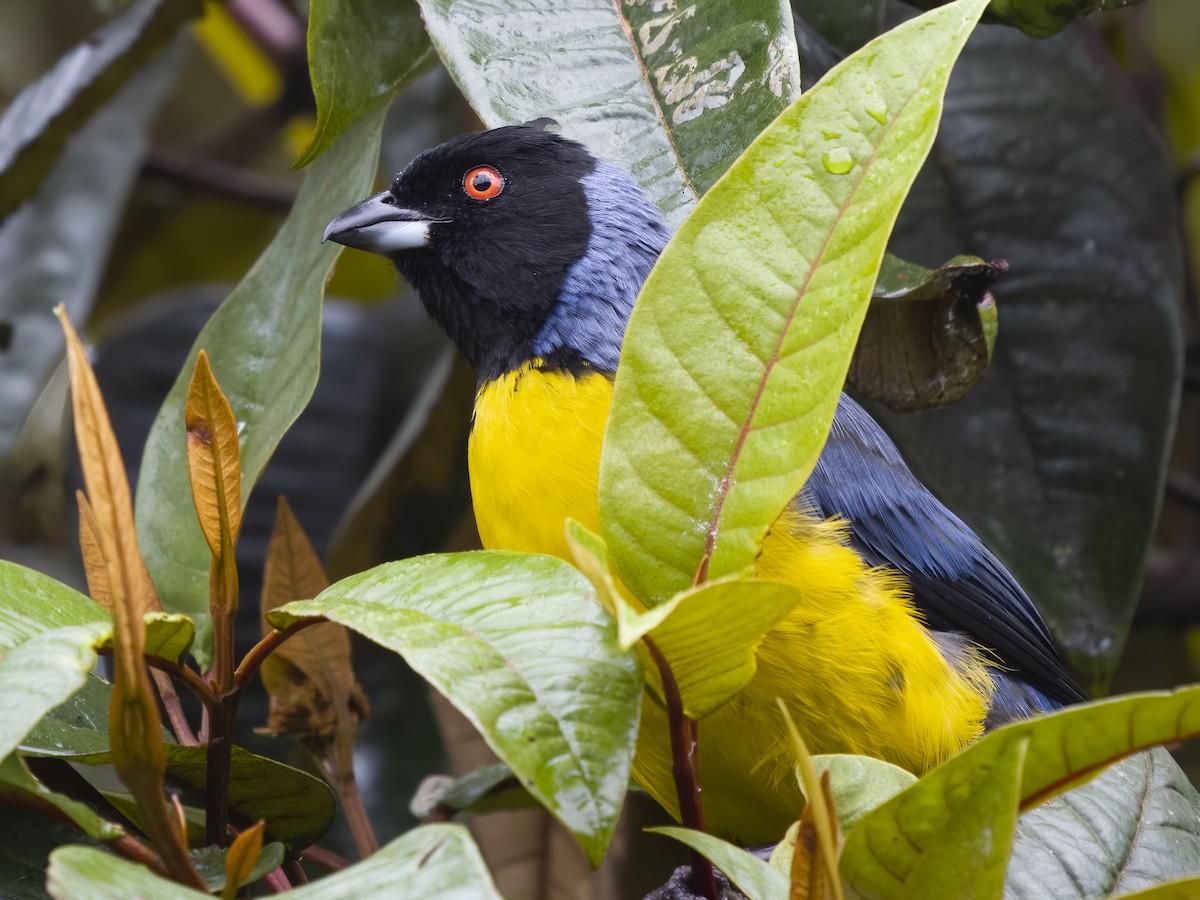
[324,125,668,381]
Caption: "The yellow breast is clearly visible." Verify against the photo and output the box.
[469,362,611,558]
[467,362,992,843]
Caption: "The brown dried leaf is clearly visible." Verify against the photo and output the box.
[57,307,197,886]
[55,307,158,628]
[184,350,243,559]
[260,497,368,747]
[76,490,111,611]
[790,772,842,900]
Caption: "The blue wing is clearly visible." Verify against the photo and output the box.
[802,395,1087,720]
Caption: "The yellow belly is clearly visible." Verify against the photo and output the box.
[468,363,992,844]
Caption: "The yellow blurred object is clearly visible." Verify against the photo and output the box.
[284,113,318,161]
[192,1,281,107]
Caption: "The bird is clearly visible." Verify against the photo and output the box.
[323,124,1086,844]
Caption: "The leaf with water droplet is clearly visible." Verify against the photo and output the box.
[822,147,854,174]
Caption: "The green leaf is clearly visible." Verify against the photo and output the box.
[599,0,990,603]
[639,579,801,719]
[22,675,116,759]
[0,753,123,841]
[48,824,502,899]
[409,763,537,818]
[1006,750,1200,899]
[0,566,109,761]
[838,21,1185,692]
[191,841,284,893]
[0,44,181,469]
[851,255,1002,410]
[47,845,207,899]
[565,519,800,718]
[77,745,336,850]
[0,808,102,900]
[770,753,917,874]
[0,0,201,222]
[295,0,435,168]
[650,826,788,900]
[0,560,108,648]
[419,0,800,227]
[135,103,389,666]
[96,612,194,663]
[906,0,1144,39]
[1112,880,1200,900]
[842,688,1200,898]
[271,551,642,865]
[900,736,1027,900]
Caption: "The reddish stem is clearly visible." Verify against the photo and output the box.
[234,618,326,690]
[642,637,717,900]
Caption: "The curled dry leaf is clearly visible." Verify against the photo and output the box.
[259,497,369,751]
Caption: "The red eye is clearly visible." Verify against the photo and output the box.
[464,165,504,200]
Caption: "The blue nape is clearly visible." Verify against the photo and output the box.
[532,161,668,370]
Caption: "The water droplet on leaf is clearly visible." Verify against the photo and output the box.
[822,147,854,175]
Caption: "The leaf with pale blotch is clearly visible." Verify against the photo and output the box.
[270,551,641,866]
[259,496,367,755]
[185,349,242,559]
[651,827,788,900]
[842,689,1200,898]
[221,820,264,900]
[851,255,1003,411]
[598,0,992,604]
[76,491,110,610]
[419,0,800,229]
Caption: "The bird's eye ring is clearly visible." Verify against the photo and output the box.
[464,166,504,201]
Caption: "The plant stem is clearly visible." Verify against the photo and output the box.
[234,618,326,690]
[204,690,239,846]
[301,844,350,873]
[108,833,168,875]
[318,747,379,858]
[149,670,199,745]
[98,648,218,715]
[642,637,716,900]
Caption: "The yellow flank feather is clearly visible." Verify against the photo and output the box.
[469,362,994,845]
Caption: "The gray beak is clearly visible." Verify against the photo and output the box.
[322,191,436,254]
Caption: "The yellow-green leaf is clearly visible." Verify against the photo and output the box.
[222,820,264,900]
[598,0,991,604]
